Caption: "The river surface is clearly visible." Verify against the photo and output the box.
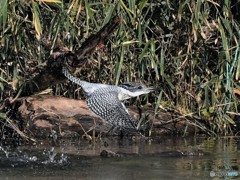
[0,136,239,179]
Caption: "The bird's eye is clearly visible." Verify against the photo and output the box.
[137,86,142,89]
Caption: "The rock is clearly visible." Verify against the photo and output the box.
[100,149,123,158]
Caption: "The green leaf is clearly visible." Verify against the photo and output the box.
[0,0,8,31]
[115,46,125,85]
[32,1,42,39]
[218,19,231,62]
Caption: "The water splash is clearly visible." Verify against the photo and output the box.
[0,146,10,158]
[42,147,69,165]
[0,146,69,167]
[0,146,38,167]
[43,147,57,164]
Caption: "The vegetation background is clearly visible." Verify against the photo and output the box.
[0,0,240,137]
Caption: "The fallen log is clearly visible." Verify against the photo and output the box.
[16,95,201,138]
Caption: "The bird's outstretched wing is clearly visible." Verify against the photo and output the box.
[86,91,138,133]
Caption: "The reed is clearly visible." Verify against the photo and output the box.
[0,0,240,136]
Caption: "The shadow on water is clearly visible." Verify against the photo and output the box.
[0,136,240,179]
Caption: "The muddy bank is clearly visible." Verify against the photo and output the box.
[14,95,203,139]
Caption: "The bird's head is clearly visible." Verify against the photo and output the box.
[119,82,156,98]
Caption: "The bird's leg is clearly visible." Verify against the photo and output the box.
[106,125,121,136]
[106,125,115,135]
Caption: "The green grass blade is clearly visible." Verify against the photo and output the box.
[115,46,125,85]
[0,0,8,31]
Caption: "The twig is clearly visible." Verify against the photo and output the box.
[0,113,36,142]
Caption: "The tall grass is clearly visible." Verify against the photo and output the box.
[0,0,240,135]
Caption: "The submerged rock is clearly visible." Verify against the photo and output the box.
[100,150,123,158]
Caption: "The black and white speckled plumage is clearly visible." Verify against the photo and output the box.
[87,89,137,131]
[62,66,154,134]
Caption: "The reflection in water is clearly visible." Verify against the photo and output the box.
[0,136,240,179]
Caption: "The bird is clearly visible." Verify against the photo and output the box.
[62,66,155,136]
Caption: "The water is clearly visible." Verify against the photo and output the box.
[0,136,239,179]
